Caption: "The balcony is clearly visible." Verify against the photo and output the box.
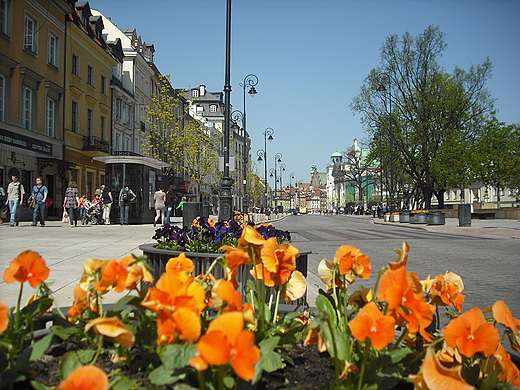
[82,136,110,156]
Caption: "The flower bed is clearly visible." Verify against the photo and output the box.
[2,229,520,389]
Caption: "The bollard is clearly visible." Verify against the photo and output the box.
[201,204,210,218]
[458,203,472,227]
[183,202,201,227]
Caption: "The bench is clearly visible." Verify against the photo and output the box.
[471,212,496,220]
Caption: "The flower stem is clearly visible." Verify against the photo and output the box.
[357,339,370,390]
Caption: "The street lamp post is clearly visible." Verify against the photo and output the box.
[237,74,258,213]
[377,77,395,214]
[279,163,286,210]
[257,128,273,209]
[219,0,233,221]
[272,153,282,210]
[289,172,295,209]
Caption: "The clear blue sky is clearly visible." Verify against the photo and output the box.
[98,0,520,185]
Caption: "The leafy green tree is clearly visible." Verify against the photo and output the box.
[351,25,494,208]
[473,118,520,208]
[141,75,220,197]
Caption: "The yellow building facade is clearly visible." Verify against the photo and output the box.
[63,2,118,199]
[0,0,72,218]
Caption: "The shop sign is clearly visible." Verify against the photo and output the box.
[0,129,53,155]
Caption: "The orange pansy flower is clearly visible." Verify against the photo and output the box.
[428,272,466,312]
[0,301,9,335]
[304,326,329,353]
[165,253,194,275]
[125,258,154,290]
[442,307,500,358]
[492,300,520,334]
[56,365,109,390]
[348,301,396,350]
[212,279,243,312]
[280,270,307,303]
[156,307,201,344]
[220,245,252,288]
[409,347,475,390]
[192,312,260,381]
[389,241,410,270]
[94,257,133,294]
[377,266,435,341]
[3,250,50,287]
[251,238,299,287]
[491,343,520,387]
[84,316,135,348]
[239,224,267,247]
[335,245,371,279]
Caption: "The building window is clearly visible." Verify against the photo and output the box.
[72,55,78,76]
[101,76,106,94]
[87,109,93,136]
[0,75,4,122]
[209,104,217,113]
[71,101,78,132]
[115,99,121,119]
[22,86,32,129]
[47,33,58,67]
[0,0,10,35]
[87,66,93,86]
[46,98,55,137]
[24,15,37,53]
[192,89,199,98]
[115,132,122,151]
[124,105,130,124]
[100,115,105,140]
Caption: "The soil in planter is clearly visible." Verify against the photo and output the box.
[28,339,336,390]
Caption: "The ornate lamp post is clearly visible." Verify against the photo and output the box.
[289,172,295,209]
[219,0,233,221]
[377,77,395,214]
[272,153,282,209]
[279,163,286,211]
[256,127,274,209]
[234,74,257,213]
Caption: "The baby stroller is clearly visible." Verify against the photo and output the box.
[83,200,104,225]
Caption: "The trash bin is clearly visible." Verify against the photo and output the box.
[201,204,210,219]
[458,204,471,227]
[183,202,201,227]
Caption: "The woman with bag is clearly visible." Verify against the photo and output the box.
[63,181,80,227]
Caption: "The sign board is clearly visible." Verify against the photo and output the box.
[219,156,235,172]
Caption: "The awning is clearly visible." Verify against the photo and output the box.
[92,155,170,170]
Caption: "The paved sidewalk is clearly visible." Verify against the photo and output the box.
[371,215,520,239]
[1,216,518,309]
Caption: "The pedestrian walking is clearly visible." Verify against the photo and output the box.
[165,188,175,225]
[0,186,6,223]
[63,181,80,227]
[31,177,48,227]
[100,184,113,225]
[79,194,88,224]
[153,187,166,226]
[6,175,24,227]
[119,182,136,225]
[176,196,186,216]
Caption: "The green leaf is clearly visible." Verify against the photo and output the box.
[315,294,336,321]
[30,381,51,390]
[479,369,500,390]
[258,336,285,373]
[148,365,186,386]
[50,325,84,340]
[223,375,235,389]
[75,349,96,364]
[59,351,82,380]
[112,295,141,311]
[161,344,198,371]
[387,347,413,363]
[109,376,138,390]
[29,333,54,361]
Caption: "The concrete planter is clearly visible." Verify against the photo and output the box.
[384,213,390,222]
[140,244,311,306]
[399,212,410,223]
[390,214,400,222]
[410,213,428,224]
[427,212,446,225]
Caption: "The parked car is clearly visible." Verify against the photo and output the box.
[287,208,298,215]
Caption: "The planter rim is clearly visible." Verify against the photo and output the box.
[139,243,312,257]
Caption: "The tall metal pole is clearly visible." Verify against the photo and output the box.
[263,127,274,208]
[219,0,233,221]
